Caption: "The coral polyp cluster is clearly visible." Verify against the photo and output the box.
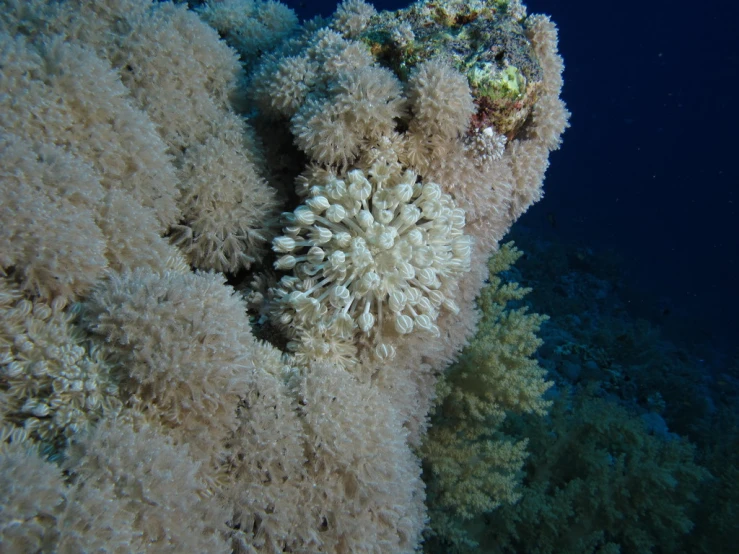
[272,158,471,362]
[0,0,571,551]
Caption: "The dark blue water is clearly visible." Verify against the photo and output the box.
[523,0,738,354]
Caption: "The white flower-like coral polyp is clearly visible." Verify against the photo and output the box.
[272,163,472,361]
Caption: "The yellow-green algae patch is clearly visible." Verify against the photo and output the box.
[360,0,543,137]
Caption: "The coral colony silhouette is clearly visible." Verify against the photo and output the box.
[30,2,723,553]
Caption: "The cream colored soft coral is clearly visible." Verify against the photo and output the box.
[196,0,298,67]
[0,278,121,452]
[290,64,406,167]
[406,58,476,141]
[271,158,472,362]
[332,0,376,38]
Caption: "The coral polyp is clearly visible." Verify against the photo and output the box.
[272,159,471,362]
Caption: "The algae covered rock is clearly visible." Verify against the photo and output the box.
[360,0,542,138]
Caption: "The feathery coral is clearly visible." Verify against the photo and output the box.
[0,278,120,453]
[66,416,231,553]
[0,32,181,230]
[422,243,552,549]
[197,0,299,69]
[481,390,709,554]
[332,0,377,38]
[81,270,254,472]
[290,62,405,167]
[0,0,572,551]
[0,441,135,553]
[407,59,476,141]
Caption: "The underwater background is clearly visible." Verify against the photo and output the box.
[1,0,736,552]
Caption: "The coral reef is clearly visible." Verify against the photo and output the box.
[271,162,472,364]
[358,0,545,137]
[0,0,569,552]
[422,243,552,550]
[476,389,709,554]
[0,279,121,456]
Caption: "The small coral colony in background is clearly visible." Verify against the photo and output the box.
[0,1,571,553]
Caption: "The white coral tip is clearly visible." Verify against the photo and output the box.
[358,310,375,333]
[326,204,347,223]
[275,255,297,270]
[375,342,396,360]
[306,196,330,213]
[395,313,414,334]
[273,236,296,253]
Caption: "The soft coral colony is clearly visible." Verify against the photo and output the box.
[0,0,567,552]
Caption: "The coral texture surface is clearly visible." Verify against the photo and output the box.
[0,0,568,552]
